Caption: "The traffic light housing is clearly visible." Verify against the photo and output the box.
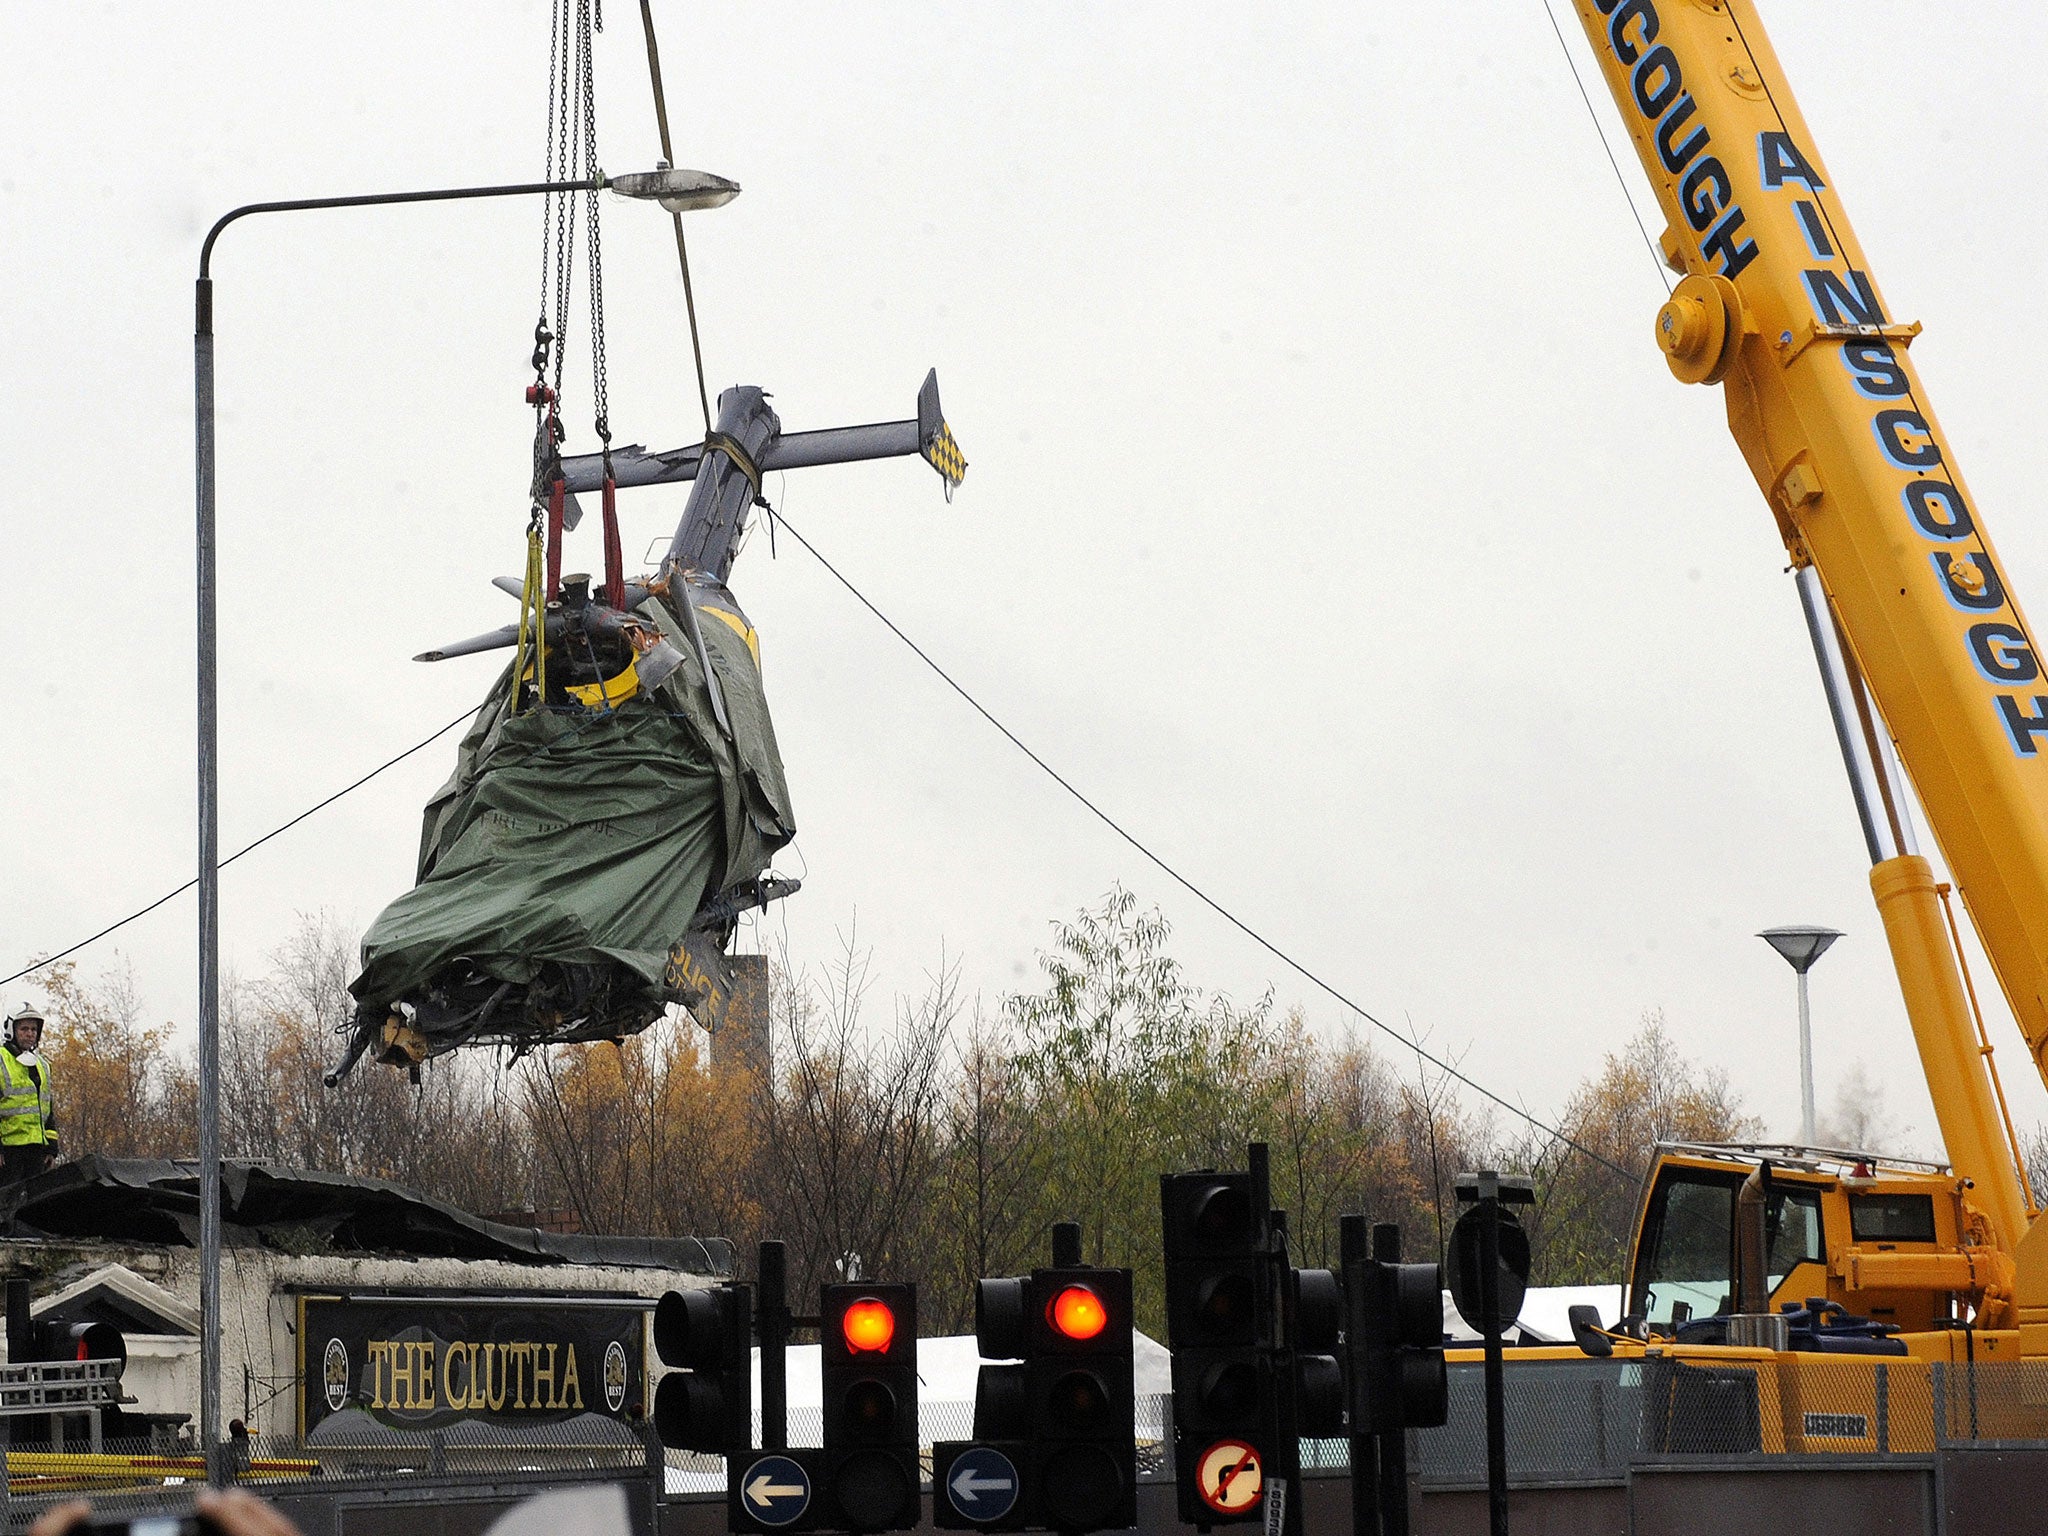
[3,1304,131,1445]
[1289,1267,1344,1439]
[822,1282,920,1532]
[948,1266,1135,1533]
[1033,1269,1136,1530]
[654,1282,752,1455]
[1350,1259,1448,1433]
[947,1226,1137,1536]
[39,1320,127,1368]
[1161,1169,1273,1527]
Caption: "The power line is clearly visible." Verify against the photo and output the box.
[1,707,476,989]
[12,517,1638,1186]
[1536,0,1674,295]
[763,504,1639,1187]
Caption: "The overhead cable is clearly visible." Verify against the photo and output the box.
[763,504,1639,1187]
[0,708,476,989]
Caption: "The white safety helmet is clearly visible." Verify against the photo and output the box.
[3,1004,45,1047]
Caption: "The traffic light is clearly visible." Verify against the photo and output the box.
[941,1223,1136,1536]
[1350,1259,1447,1433]
[936,1271,1033,1532]
[2,1281,132,1447]
[821,1282,919,1532]
[41,1320,127,1367]
[1289,1267,1344,1439]
[1161,1168,1273,1527]
[654,1282,752,1455]
[971,1272,1029,1444]
[1029,1269,1136,1530]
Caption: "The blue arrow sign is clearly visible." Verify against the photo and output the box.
[740,1454,813,1527]
[945,1446,1020,1523]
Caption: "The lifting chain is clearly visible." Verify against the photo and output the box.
[523,0,614,619]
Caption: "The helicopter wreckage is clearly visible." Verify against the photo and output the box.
[331,374,964,1084]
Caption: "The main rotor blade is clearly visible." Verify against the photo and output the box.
[415,623,521,662]
[490,574,654,608]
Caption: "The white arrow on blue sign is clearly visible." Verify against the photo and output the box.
[945,1446,1020,1523]
[741,1454,813,1527]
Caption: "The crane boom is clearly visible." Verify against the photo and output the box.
[1566,0,2043,1259]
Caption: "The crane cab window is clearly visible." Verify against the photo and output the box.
[1765,1186,1824,1294]
[1634,1170,1830,1326]
[1635,1170,1737,1327]
[1850,1193,1936,1243]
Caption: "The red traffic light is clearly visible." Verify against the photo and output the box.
[842,1296,898,1353]
[1048,1283,1109,1341]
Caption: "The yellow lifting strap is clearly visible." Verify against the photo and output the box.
[514,522,547,713]
[703,429,764,501]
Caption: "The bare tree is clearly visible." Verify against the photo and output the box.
[223,913,407,1172]
[922,1006,1041,1332]
[753,934,951,1300]
[1522,1011,1761,1284]
[1815,1060,1909,1154]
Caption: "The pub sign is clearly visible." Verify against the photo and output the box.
[298,1294,649,1436]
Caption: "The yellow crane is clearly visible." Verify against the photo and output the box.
[1468,0,2048,1449]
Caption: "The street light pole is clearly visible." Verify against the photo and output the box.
[192,242,221,1488]
[192,167,731,1481]
[1796,966,1817,1143]
[1758,925,1844,1147]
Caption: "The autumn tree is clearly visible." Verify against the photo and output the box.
[15,894,1622,1346]
[35,957,192,1159]
[1520,1011,1761,1284]
[222,913,398,1173]
[221,913,535,1209]
[997,891,1267,1329]
[1262,1016,1457,1270]
[986,889,1482,1334]
[521,1011,758,1241]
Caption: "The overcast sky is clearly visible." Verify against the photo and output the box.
[7,2,2048,1158]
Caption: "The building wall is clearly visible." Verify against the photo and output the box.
[0,1237,716,1439]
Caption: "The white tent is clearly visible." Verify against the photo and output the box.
[1440,1284,1624,1345]
[746,1328,1173,1414]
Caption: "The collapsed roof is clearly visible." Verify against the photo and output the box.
[0,1156,729,1274]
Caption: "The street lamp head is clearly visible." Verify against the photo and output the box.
[607,164,741,213]
[1758,925,1844,974]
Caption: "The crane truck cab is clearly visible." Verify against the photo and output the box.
[1626,1142,2008,1345]
[1443,1143,2032,1457]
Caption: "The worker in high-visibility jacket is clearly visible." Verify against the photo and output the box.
[0,1004,57,1181]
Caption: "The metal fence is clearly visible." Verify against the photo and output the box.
[8,1359,2048,1525]
[0,1414,661,1530]
[1403,1357,2048,1487]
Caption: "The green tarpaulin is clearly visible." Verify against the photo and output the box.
[349,579,794,1036]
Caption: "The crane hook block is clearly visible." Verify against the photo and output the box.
[1655,272,1744,386]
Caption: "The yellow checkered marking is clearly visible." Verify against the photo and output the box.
[922,419,967,486]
